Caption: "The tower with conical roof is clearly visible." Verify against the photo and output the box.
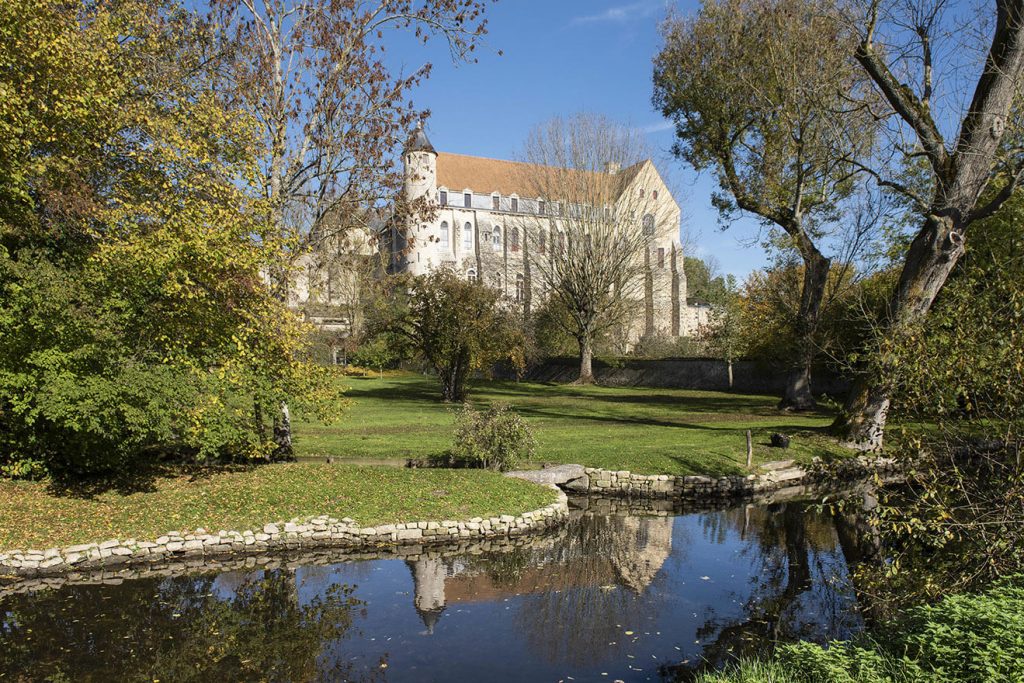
[401,122,439,276]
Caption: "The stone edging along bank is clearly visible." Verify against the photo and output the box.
[0,487,569,578]
[582,455,900,498]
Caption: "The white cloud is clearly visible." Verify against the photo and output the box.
[640,120,674,134]
[570,1,662,26]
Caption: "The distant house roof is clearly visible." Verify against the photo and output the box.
[436,152,646,200]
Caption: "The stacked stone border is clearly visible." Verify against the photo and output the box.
[584,455,899,498]
[0,487,568,579]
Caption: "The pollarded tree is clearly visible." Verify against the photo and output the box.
[376,269,525,402]
[516,114,673,384]
[208,0,495,451]
[653,0,877,410]
[832,0,1024,449]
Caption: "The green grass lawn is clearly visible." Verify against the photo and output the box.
[0,464,557,551]
[295,372,847,476]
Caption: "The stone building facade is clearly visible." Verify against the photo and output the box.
[390,124,708,345]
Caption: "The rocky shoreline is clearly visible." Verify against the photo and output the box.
[0,486,569,579]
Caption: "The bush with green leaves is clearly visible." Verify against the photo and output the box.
[449,403,536,472]
[696,576,1024,683]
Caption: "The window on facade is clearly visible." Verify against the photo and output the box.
[495,273,502,290]
[638,188,645,198]
[558,202,565,216]
[493,226,502,249]
[557,229,565,254]
[439,190,447,206]
[538,230,547,254]
[511,197,518,213]
[463,222,473,250]
[467,268,477,283]
[653,190,659,200]
[538,200,545,215]
[492,195,500,211]
[464,192,471,208]
[515,274,524,302]
[440,221,449,248]
[510,227,519,252]
[642,214,655,237]
[658,247,665,268]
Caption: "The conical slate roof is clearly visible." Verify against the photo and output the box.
[405,121,436,154]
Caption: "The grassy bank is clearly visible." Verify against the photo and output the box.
[294,373,846,475]
[0,463,558,551]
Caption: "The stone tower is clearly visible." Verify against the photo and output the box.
[401,122,438,276]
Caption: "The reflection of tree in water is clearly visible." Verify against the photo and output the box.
[511,513,674,668]
[0,568,379,682]
[664,502,862,680]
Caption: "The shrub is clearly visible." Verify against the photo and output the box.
[696,577,1024,683]
[449,403,535,472]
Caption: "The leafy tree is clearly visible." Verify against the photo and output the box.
[833,0,1024,449]
[371,270,525,402]
[654,0,877,410]
[0,0,343,476]
[847,191,1024,605]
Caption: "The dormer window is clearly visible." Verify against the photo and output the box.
[511,197,518,213]
[439,190,447,206]
[492,195,500,211]
[538,200,545,215]
[464,192,471,208]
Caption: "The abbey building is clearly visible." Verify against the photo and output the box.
[390,124,708,345]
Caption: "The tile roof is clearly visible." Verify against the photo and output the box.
[436,152,646,200]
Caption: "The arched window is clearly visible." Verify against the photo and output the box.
[515,274,524,302]
[467,268,477,283]
[538,229,547,255]
[510,226,519,252]
[642,214,655,237]
[652,190,659,200]
[440,221,449,248]
[493,225,502,249]
[463,222,473,250]
[494,273,502,290]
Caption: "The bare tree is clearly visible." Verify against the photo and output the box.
[833,0,1024,449]
[209,0,494,452]
[515,114,676,383]
[653,0,877,410]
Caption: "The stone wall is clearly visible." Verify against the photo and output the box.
[0,488,569,578]
[584,455,897,499]
[519,357,849,395]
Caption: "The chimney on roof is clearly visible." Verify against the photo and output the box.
[604,161,620,175]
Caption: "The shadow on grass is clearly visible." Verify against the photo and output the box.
[45,462,262,500]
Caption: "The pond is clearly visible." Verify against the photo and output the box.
[1,495,869,682]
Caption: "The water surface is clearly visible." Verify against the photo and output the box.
[0,496,865,682]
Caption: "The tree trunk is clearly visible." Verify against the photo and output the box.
[273,401,293,458]
[577,335,594,384]
[779,245,830,411]
[833,215,965,448]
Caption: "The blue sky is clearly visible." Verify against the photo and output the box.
[388,0,769,279]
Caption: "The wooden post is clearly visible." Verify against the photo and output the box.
[746,429,753,468]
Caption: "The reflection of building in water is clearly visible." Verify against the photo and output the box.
[610,516,673,593]
[404,514,673,634]
[405,558,446,634]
